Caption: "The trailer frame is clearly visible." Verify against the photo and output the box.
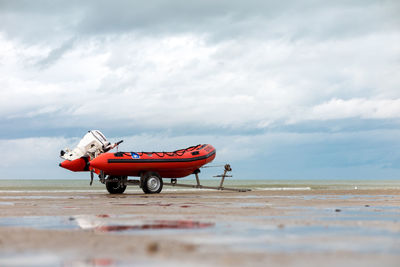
[163,164,251,192]
[102,164,251,193]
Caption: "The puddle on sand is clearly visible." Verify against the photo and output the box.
[115,201,270,209]
[273,205,400,222]
[0,216,78,230]
[0,202,14,206]
[234,202,269,208]
[202,194,397,201]
[1,214,399,255]
[0,253,189,267]
[0,196,90,200]
[0,253,61,267]
[117,202,173,207]
[115,202,207,208]
[191,221,400,254]
[0,215,214,233]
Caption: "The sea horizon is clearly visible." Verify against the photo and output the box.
[1,179,399,192]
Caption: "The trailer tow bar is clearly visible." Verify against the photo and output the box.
[164,164,251,192]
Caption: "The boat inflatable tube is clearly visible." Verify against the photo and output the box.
[90,144,216,178]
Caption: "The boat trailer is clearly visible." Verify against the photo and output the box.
[99,164,251,193]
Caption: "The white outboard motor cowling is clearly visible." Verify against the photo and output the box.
[60,130,115,161]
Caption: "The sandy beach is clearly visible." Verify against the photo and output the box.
[0,187,399,267]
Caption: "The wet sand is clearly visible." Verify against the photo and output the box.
[0,189,399,266]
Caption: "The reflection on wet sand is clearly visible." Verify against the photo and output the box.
[0,215,215,232]
[94,220,214,232]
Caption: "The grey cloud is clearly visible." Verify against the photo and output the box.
[1,0,399,44]
[1,31,399,137]
[36,38,76,68]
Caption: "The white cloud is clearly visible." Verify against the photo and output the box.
[306,98,400,121]
[1,31,399,132]
[0,137,68,168]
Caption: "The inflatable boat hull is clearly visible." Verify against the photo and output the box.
[89,144,216,178]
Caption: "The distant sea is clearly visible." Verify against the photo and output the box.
[0,179,399,192]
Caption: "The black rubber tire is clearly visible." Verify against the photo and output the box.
[106,180,127,194]
[142,172,163,194]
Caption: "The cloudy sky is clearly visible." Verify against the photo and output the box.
[0,0,399,180]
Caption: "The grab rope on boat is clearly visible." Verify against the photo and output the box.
[114,144,205,157]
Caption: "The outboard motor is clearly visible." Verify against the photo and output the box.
[60,130,119,161]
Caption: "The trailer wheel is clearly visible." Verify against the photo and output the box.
[142,172,163,194]
[106,178,127,194]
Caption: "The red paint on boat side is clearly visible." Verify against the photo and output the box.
[89,144,216,178]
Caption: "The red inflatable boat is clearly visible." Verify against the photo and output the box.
[89,144,216,178]
[59,130,217,194]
